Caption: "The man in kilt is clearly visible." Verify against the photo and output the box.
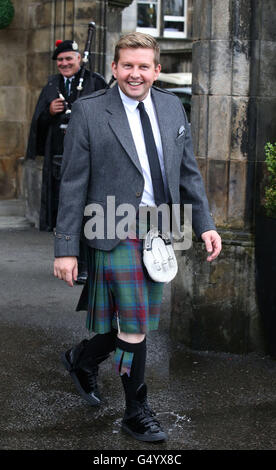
[54,32,221,442]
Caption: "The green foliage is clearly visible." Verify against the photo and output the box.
[264,142,276,218]
[0,0,14,29]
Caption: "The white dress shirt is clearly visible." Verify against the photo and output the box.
[63,76,74,95]
[118,87,169,207]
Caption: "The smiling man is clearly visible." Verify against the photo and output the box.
[54,32,221,443]
[111,46,161,101]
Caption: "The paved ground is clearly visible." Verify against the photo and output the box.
[1,227,276,452]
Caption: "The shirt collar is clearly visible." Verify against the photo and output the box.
[64,76,74,83]
[118,86,152,113]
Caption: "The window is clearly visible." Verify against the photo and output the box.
[136,0,187,38]
[164,0,186,38]
[137,1,159,36]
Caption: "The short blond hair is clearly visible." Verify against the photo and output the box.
[114,32,160,66]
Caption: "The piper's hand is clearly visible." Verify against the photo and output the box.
[201,230,222,262]
[49,98,65,115]
[54,256,78,287]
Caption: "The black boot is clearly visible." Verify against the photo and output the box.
[122,383,167,442]
[61,340,103,406]
[115,337,167,442]
[61,330,116,406]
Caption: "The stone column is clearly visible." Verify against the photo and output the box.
[171,0,276,353]
[0,0,29,199]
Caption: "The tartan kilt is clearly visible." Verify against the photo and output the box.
[83,235,164,335]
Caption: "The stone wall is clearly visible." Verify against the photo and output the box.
[0,0,117,205]
[191,0,251,230]
[0,0,29,199]
[172,231,263,353]
[171,0,276,353]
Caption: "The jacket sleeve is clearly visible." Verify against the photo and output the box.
[54,100,90,257]
[179,105,216,239]
[25,85,51,159]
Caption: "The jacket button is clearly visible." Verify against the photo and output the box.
[136,191,141,197]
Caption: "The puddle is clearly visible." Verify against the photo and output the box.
[111,411,191,436]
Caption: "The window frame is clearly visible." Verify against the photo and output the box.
[163,1,187,38]
[136,0,187,39]
[136,0,160,37]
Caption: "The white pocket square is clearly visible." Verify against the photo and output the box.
[177,125,185,137]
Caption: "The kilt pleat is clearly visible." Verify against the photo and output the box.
[85,236,164,335]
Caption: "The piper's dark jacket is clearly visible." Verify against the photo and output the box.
[25,69,107,231]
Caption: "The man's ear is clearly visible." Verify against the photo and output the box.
[111,61,118,78]
[154,63,161,81]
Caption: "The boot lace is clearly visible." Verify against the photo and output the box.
[137,401,161,430]
[87,365,99,392]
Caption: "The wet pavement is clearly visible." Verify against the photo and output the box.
[1,227,276,451]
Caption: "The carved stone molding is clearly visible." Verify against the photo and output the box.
[108,0,134,9]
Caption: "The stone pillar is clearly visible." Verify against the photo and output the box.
[0,0,29,200]
[171,0,276,353]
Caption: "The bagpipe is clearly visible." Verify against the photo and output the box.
[58,22,97,131]
[76,21,96,99]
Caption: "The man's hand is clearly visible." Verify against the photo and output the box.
[49,98,65,115]
[201,230,222,262]
[54,256,78,287]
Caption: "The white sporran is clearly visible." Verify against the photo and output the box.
[143,228,178,283]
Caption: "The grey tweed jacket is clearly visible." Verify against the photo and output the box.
[54,84,215,257]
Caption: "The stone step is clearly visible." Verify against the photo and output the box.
[0,199,26,217]
[0,216,33,230]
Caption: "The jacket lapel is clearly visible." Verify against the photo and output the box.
[151,87,175,176]
[106,85,143,175]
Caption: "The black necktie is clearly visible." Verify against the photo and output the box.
[137,101,166,206]
[65,78,70,96]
